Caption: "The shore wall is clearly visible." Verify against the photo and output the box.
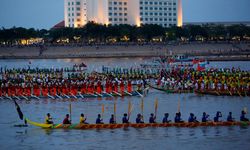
[0,43,249,60]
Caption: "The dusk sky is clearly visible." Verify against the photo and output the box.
[0,0,250,29]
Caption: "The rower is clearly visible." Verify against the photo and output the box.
[80,113,88,124]
[162,113,171,123]
[149,113,156,123]
[188,113,199,123]
[174,112,184,123]
[122,113,129,123]
[202,112,209,122]
[214,111,222,122]
[96,114,104,124]
[136,114,144,123]
[109,114,116,124]
[45,113,53,124]
[240,110,249,121]
[227,112,234,122]
[63,114,71,124]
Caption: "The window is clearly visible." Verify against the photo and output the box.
[173,18,176,21]
[154,7,158,10]
[154,13,158,16]
[169,18,172,21]
[124,13,127,16]
[114,18,117,21]
[140,12,143,15]
[145,18,148,21]
[124,8,127,11]
[114,13,117,16]
[173,8,176,11]
[114,7,117,10]
[72,7,74,11]
[109,18,112,21]
[68,8,70,11]
[145,2,148,5]
[145,7,148,10]
[140,7,143,10]
[140,18,143,21]
[169,13,172,16]
[159,18,162,21]
[145,12,148,15]
[77,19,81,22]
[173,3,176,5]
[124,2,127,5]
[173,13,176,16]
[72,18,74,22]
[119,7,122,10]
[68,2,70,6]
[109,13,112,16]
[140,2,143,5]
[114,2,117,5]
[109,7,112,10]
[154,2,158,5]
[77,13,80,16]
[72,13,74,16]
[68,18,70,22]
[119,13,122,16]
[124,18,127,21]
[154,18,158,21]
[119,2,122,5]
[159,7,162,10]
[76,2,80,5]
[119,18,122,21]
[72,2,74,5]
[68,13,70,17]
[77,7,80,11]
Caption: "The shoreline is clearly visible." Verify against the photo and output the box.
[0,43,250,61]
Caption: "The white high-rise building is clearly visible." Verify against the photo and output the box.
[64,0,182,28]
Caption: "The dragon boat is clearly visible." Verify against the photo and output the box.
[0,90,145,100]
[25,118,250,129]
[148,84,193,94]
[195,90,250,97]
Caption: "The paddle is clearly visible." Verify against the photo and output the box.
[114,101,116,123]
[154,98,158,119]
[102,104,105,119]
[244,107,248,114]
[177,97,181,113]
[141,98,144,121]
[69,103,72,122]
[128,100,133,121]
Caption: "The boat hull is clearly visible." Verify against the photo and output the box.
[25,118,249,130]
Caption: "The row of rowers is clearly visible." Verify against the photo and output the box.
[45,111,249,125]
[0,79,146,97]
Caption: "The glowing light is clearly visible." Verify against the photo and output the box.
[177,0,183,27]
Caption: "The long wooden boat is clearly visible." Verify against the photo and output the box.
[148,84,193,94]
[195,90,250,97]
[1,90,144,100]
[25,118,250,130]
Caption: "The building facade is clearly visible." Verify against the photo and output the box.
[64,0,182,28]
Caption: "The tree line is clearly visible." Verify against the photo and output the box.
[1,22,250,45]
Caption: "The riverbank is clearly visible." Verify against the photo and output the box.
[0,43,250,60]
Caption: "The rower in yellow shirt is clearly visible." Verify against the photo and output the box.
[45,113,53,124]
[80,113,88,124]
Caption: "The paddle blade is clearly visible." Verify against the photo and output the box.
[141,98,144,114]
[177,99,180,113]
[128,100,131,115]
[114,102,116,114]
[244,107,248,114]
[102,104,104,113]
[14,99,23,120]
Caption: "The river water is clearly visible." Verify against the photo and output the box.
[0,58,250,150]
